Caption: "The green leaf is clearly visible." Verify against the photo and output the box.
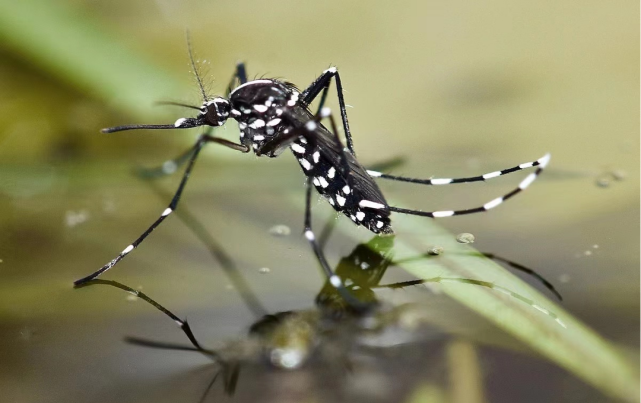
[0,0,183,120]
[363,210,639,402]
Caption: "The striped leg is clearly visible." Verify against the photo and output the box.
[143,180,268,318]
[388,154,550,218]
[73,135,250,286]
[367,153,550,185]
[303,179,371,312]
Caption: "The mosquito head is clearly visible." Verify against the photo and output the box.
[199,97,231,127]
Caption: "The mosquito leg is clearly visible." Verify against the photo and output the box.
[377,277,565,327]
[481,253,562,301]
[366,154,550,185]
[393,251,561,301]
[143,179,268,317]
[300,68,355,155]
[388,154,550,218]
[75,279,217,353]
[303,179,371,312]
[73,135,249,285]
[226,62,248,96]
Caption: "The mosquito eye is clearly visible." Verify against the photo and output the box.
[203,99,231,126]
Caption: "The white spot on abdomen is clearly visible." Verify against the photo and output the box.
[249,119,265,129]
[327,167,336,178]
[299,158,312,170]
[291,143,306,154]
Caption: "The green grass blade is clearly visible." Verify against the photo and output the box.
[375,212,639,402]
[0,0,183,119]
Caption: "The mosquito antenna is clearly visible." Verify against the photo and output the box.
[185,30,208,102]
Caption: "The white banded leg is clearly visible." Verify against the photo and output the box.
[367,153,550,185]
[388,154,550,218]
[73,135,249,286]
[303,179,371,312]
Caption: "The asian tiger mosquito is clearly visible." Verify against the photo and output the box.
[73,39,551,309]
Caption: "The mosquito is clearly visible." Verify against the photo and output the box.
[73,39,551,309]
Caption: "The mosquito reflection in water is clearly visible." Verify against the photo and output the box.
[77,231,563,399]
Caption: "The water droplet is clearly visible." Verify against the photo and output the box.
[427,246,444,255]
[611,169,627,181]
[269,224,291,237]
[258,267,271,274]
[125,286,142,302]
[456,233,475,244]
[19,328,34,341]
[162,161,177,174]
[595,177,610,187]
[65,209,90,227]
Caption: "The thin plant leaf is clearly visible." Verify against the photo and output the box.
[366,211,638,402]
[0,0,183,120]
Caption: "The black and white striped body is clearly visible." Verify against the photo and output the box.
[228,79,393,234]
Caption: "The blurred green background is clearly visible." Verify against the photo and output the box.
[0,1,638,402]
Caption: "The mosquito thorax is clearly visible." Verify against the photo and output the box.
[200,97,231,127]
